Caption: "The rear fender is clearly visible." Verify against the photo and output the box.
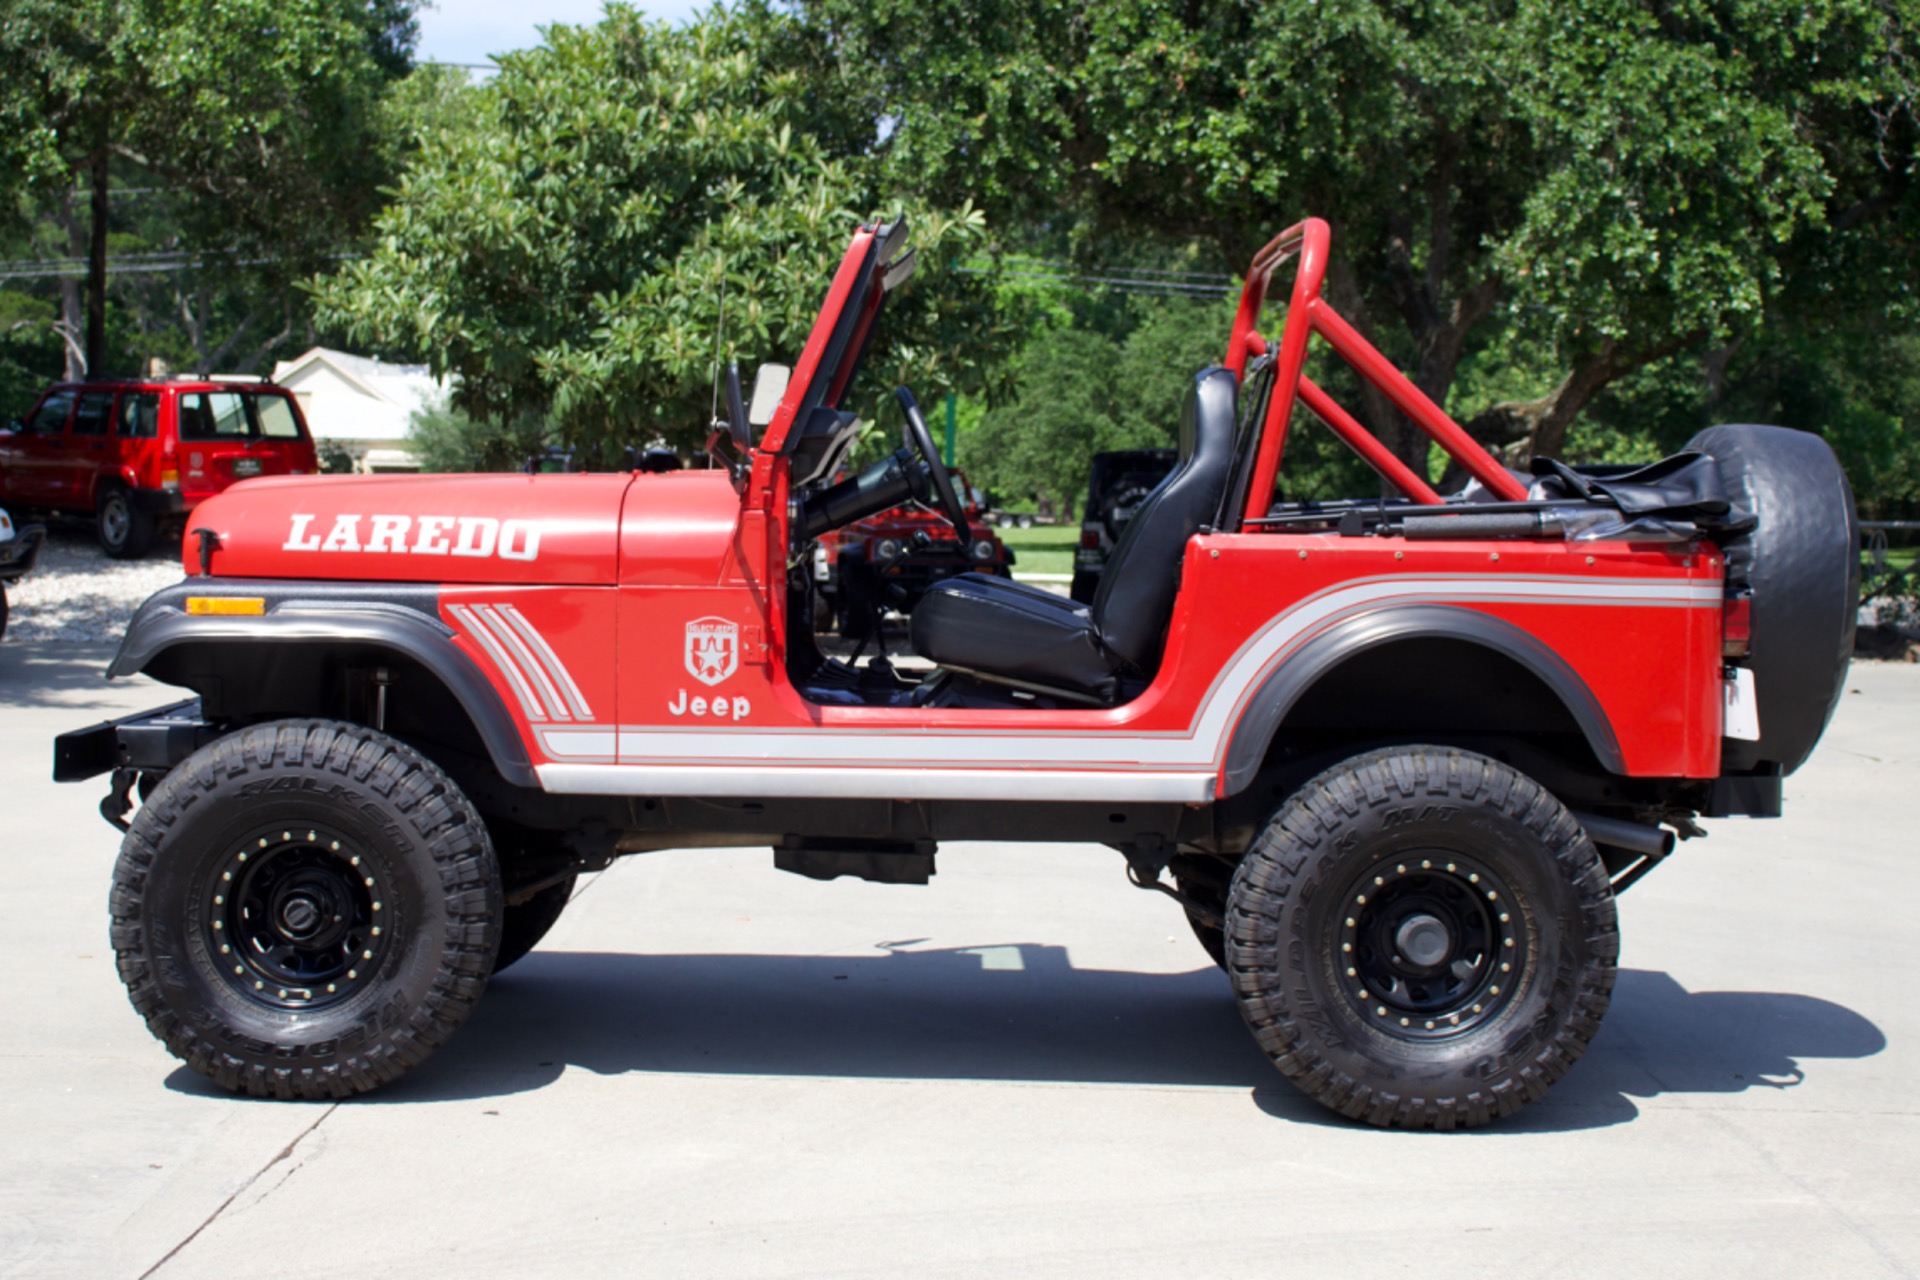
[110,580,537,787]
[1219,604,1626,797]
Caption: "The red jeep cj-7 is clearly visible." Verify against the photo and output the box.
[57,218,1856,1128]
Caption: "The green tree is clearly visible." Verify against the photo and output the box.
[813,0,1920,475]
[969,294,1247,512]
[314,4,1018,457]
[0,0,419,376]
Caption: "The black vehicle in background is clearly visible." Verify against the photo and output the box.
[1070,448,1177,602]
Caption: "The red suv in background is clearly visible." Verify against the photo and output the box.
[0,379,319,558]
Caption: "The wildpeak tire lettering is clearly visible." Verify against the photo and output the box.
[283,513,542,561]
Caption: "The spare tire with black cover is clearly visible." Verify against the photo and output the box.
[1686,424,1857,775]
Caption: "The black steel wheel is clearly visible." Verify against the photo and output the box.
[1225,745,1617,1129]
[110,720,501,1098]
[209,823,393,1009]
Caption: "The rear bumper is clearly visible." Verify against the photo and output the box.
[131,488,190,516]
[53,698,217,783]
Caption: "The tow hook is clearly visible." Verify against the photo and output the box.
[100,767,138,833]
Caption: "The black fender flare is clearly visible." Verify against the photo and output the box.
[109,582,538,788]
[1218,604,1626,797]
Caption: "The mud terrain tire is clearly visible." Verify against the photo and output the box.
[1225,746,1617,1130]
[1687,424,1857,775]
[110,720,501,1098]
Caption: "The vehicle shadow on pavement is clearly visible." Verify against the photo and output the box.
[1261,967,1888,1134]
[166,948,1880,1132]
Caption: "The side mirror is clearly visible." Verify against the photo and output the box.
[5,417,21,433]
[747,363,790,429]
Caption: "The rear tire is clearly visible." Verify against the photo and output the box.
[110,720,502,1098]
[1686,424,1857,775]
[1225,745,1617,1130]
[97,485,156,559]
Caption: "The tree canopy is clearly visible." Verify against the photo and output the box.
[815,0,1920,472]
[314,4,1017,455]
[0,0,419,377]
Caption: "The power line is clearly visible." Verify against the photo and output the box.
[0,250,357,282]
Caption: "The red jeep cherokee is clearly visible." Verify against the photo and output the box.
[56,218,1855,1127]
[1,379,319,557]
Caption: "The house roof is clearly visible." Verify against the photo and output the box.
[271,347,448,413]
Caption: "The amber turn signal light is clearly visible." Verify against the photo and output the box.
[185,597,266,616]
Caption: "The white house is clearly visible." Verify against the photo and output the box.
[270,347,450,472]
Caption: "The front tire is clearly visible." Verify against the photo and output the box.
[1225,746,1617,1129]
[493,876,576,974]
[110,720,502,1098]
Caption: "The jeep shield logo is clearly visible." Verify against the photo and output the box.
[685,617,738,686]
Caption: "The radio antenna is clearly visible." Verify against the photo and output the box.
[708,261,729,434]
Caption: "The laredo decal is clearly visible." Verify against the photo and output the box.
[283,513,542,561]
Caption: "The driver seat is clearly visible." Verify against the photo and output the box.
[910,367,1239,704]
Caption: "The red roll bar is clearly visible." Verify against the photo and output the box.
[1223,218,1528,521]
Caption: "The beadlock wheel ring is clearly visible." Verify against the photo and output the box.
[207,824,389,1010]
[1334,852,1528,1041]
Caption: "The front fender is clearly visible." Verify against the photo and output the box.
[110,579,538,788]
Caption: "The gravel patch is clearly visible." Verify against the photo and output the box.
[3,527,184,645]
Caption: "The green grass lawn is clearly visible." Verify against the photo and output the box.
[1000,523,1079,577]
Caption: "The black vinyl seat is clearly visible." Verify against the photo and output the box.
[911,367,1239,703]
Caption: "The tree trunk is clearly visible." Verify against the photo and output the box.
[51,190,88,380]
[86,138,110,378]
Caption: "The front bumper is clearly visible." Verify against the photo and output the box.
[53,698,217,783]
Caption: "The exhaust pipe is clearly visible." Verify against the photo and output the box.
[1571,811,1677,894]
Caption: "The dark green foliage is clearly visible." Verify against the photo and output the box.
[314,5,1017,456]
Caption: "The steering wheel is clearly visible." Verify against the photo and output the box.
[894,387,970,542]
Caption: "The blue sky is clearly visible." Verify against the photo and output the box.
[416,1,706,67]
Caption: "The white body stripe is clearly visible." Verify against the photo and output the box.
[475,604,571,721]
[452,602,599,727]
[539,764,1217,802]
[448,604,547,721]
[498,603,594,718]
[582,574,1714,799]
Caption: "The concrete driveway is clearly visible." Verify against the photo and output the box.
[2,642,1915,1278]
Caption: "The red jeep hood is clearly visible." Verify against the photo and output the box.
[187,473,637,585]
